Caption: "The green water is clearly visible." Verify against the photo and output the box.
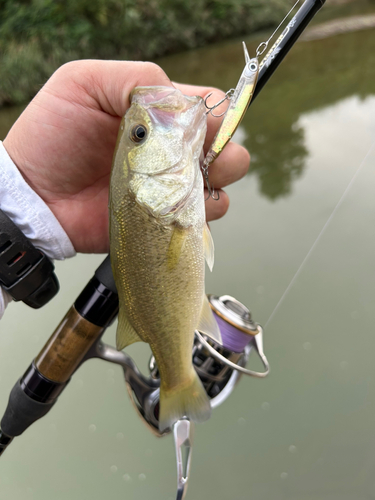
[2,11,375,500]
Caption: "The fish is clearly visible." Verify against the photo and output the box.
[109,86,222,432]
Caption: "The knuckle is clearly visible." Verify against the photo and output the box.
[49,60,91,88]
[134,61,171,87]
[55,60,83,77]
[140,61,167,78]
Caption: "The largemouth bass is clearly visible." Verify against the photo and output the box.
[110,86,221,431]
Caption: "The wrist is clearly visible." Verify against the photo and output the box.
[0,141,76,260]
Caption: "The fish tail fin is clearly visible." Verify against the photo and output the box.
[158,370,211,432]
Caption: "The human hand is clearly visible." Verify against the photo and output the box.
[3,60,250,253]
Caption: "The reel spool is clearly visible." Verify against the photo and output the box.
[196,295,270,381]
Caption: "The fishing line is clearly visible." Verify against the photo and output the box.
[256,0,301,57]
[265,139,375,328]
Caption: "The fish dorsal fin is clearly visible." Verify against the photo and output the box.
[116,309,142,351]
[197,294,222,345]
[203,223,214,272]
[167,226,188,270]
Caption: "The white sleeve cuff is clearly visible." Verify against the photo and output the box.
[0,140,76,318]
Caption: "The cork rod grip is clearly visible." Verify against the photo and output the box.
[35,306,104,383]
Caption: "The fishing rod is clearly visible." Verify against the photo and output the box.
[0,0,326,498]
[254,0,326,101]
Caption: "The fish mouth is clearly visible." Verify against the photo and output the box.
[131,86,206,132]
[131,86,203,109]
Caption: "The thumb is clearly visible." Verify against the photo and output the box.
[46,60,174,117]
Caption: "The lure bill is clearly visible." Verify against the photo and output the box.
[203,42,259,170]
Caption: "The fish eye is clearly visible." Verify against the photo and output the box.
[250,62,257,72]
[131,124,147,143]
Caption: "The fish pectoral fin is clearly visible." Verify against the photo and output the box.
[197,294,222,345]
[203,223,214,272]
[116,309,142,351]
[167,226,188,270]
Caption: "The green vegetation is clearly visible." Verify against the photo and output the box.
[0,0,295,106]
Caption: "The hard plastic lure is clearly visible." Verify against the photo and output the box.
[202,42,259,198]
[202,1,302,199]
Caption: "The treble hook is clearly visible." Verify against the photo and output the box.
[204,89,235,118]
[202,163,220,201]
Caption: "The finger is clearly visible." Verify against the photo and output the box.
[207,142,250,189]
[49,60,173,117]
[173,82,228,148]
[205,189,230,221]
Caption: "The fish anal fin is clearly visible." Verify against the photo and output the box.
[167,226,188,270]
[197,294,222,345]
[116,308,142,351]
[203,223,214,271]
[159,370,211,432]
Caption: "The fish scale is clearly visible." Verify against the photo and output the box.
[109,86,221,431]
